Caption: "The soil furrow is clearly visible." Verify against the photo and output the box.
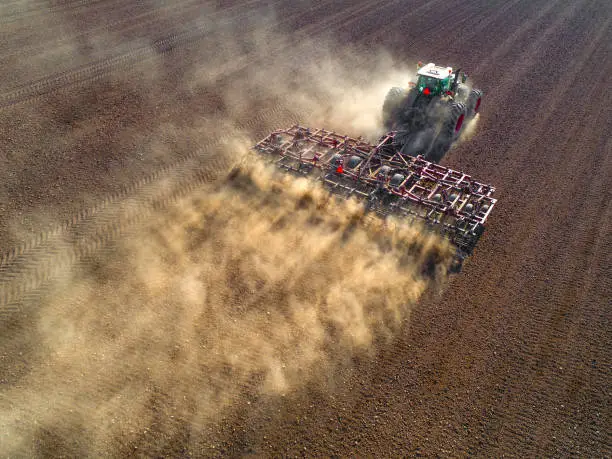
[0,0,610,456]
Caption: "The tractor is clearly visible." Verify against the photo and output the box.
[382,62,482,162]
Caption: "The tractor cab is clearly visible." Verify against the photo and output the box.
[415,62,455,96]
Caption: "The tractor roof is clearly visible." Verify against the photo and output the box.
[417,63,453,80]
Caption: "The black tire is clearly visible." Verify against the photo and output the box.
[426,102,466,163]
[466,89,482,118]
[382,87,406,130]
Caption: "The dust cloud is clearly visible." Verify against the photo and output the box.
[189,28,418,141]
[0,1,420,245]
[0,154,453,455]
[1,2,462,456]
[459,113,481,143]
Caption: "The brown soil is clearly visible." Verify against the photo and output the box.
[0,0,610,457]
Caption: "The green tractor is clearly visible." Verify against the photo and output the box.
[382,62,482,163]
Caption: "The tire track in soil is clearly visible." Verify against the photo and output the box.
[470,28,611,454]
[330,0,489,76]
[0,0,280,72]
[0,0,353,103]
[0,0,338,244]
[416,7,611,455]
[409,5,611,456]
[0,0,355,249]
[0,0,387,298]
[469,0,564,74]
[186,0,398,85]
[366,0,484,50]
[0,0,334,249]
[0,103,300,316]
[0,1,271,107]
[0,0,108,24]
[442,0,524,58]
[444,0,596,180]
[0,0,186,61]
[0,0,390,100]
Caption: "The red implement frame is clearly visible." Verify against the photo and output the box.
[253,125,497,254]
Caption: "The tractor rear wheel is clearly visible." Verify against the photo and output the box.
[427,102,467,163]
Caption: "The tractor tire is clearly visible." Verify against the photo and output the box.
[382,87,406,130]
[426,102,467,163]
[466,89,482,118]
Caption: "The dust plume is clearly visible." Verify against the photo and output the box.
[0,153,453,456]
[1,3,462,455]
[189,29,418,141]
[459,113,481,143]
[0,1,418,245]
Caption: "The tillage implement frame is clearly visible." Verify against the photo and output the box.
[253,125,496,256]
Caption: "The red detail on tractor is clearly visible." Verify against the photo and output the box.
[474,98,481,113]
[423,87,431,95]
[455,114,465,133]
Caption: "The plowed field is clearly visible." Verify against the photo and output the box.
[1,0,610,456]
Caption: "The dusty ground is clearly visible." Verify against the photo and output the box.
[1,0,610,457]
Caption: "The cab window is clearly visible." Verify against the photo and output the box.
[417,75,439,90]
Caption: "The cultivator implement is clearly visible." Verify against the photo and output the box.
[253,125,496,256]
